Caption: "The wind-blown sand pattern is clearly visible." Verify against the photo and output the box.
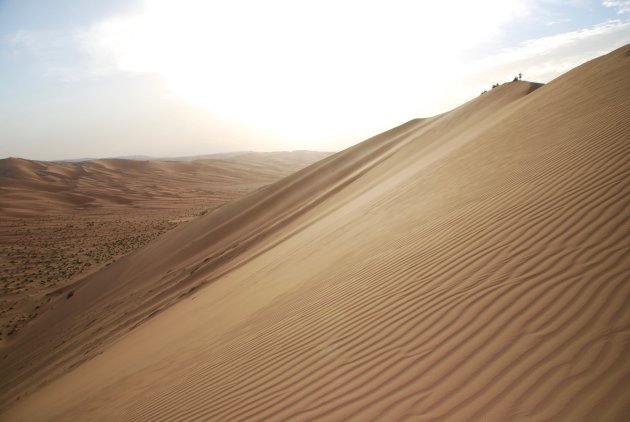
[1,46,629,421]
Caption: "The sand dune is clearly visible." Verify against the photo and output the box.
[0,151,331,347]
[1,46,629,421]
[0,151,331,217]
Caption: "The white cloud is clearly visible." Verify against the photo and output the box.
[508,19,627,58]
[476,20,630,77]
[545,17,572,26]
[452,19,630,104]
[603,0,630,14]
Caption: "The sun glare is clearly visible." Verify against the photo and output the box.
[84,0,529,149]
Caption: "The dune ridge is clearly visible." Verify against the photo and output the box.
[1,45,629,420]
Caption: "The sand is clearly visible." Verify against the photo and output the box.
[1,46,629,421]
[0,151,330,343]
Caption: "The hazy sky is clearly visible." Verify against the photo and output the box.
[1,0,629,160]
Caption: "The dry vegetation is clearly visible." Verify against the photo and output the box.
[0,212,185,341]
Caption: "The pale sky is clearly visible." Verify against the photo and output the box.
[1,0,629,160]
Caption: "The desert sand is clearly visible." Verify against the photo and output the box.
[0,151,330,342]
[1,46,629,421]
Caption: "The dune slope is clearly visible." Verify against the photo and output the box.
[0,151,332,344]
[1,46,629,421]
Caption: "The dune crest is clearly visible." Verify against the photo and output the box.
[2,45,629,421]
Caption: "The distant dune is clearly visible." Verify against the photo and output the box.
[1,46,629,421]
[0,151,332,217]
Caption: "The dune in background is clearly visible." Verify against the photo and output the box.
[1,46,629,420]
[0,151,332,217]
[0,151,331,342]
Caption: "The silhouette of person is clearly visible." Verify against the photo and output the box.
[519,72,522,80]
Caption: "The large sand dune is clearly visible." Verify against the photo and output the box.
[0,151,330,346]
[1,46,629,420]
